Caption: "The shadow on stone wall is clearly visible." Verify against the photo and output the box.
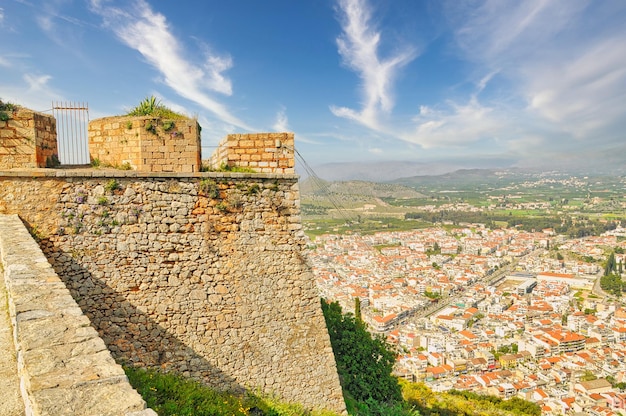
[41,240,245,395]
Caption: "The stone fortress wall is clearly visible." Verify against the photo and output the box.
[0,172,345,413]
[0,108,345,413]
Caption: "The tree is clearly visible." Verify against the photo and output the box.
[354,297,362,322]
[321,299,402,405]
[605,252,617,276]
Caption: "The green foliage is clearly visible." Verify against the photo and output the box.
[145,120,157,134]
[321,299,402,406]
[0,99,18,121]
[246,183,261,195]
[401,381,541,416]
[600,273,624,297]
[216,202,228,212]
[218,162,257,173]
[423,291,441,300]
[605,252,617,276]
[45,154,61,168]
[579,370,597,382]
[403,210,619,237]
[163,120,175,131]
[125,120,133,130]
[123,366,334,416]
[126,95,187,119]
[198,178,219,198]
[91,158,102,168]
[104,179,121,193]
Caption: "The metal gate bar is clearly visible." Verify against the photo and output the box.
[52,101,90,165]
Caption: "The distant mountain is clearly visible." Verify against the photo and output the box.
[300,178,426,199]
[391,168,527,187]
[305,161,464,182]
[301,159,625,182]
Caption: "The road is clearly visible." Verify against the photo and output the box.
[416,251,535,320]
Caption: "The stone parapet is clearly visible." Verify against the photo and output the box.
[207,132,295,174]
[88,116,201,172]
[0,214,154,416]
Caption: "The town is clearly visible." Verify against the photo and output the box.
[307,221,626,415]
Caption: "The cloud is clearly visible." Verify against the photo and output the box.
[273,107,289,131]
[330,0,416,130]
[405,97,506,149]
[447,0,626,146]
[0,7,4,25]
[89,0,253,131]
[1,73,59,111]
[24,73,53,91]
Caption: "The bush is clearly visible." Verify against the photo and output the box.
[127,96,187,119]
[321,300,402,406]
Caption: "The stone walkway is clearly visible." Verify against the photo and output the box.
[0,262,26,416]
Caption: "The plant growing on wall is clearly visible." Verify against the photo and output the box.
[105,179,121,193]
[126,96,187,119]
[162,120,175,132]
[198,178,219,198]
[0,99,18,121]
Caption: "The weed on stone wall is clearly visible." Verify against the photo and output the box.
[45,154,61,168]
[0,99,17,121]
[198,178,219,198]
[104,179,121,193]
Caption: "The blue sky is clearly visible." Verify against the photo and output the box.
[2,0,626,173]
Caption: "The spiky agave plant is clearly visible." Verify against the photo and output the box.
[128,95,161,116]
[126,96,187,119]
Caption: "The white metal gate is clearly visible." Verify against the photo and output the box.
[52,101,90,165]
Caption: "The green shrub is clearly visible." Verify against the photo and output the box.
[104,179,121,193]
[321,299,402,406]
[127,96,187,119]
[198,178,219,198]
[163,120,175,132]
[0,99,17,121]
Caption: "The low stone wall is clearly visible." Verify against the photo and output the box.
[0,108,58,169]
[207,133,295,174]
[89,116,201,172]
[0,170,345,413]
[0,214,154,416]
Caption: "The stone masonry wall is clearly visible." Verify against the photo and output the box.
[0,171,345,413]
[89,116,201,172]
[0,214,154,416]
[207,133,295,174]
[0,108,58,169]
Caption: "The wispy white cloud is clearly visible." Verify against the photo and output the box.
[273,107,289,131]
[445,0,626,153]
[89,0,252,131]
[0,73,59,111]
[330,0,416,130]
[0,7,5,25]
[24,73,53,91]
[405,97,506,149]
